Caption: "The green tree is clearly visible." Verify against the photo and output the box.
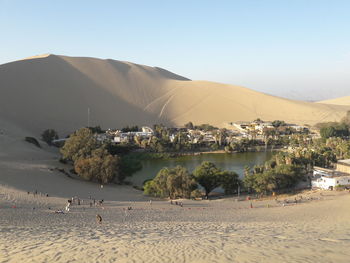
[184,121,194,129]
[219,171,240,195]
[320,126,337,139]
[144,166,197,198]
[193,161,221,199]
[74,147,120,184]
[60,128,99,162]
[272,120,286,128]
[41,129,58,145]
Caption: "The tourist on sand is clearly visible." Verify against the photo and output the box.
[96,214,102,224]
[65,202,70,212]
[149,200,152,205]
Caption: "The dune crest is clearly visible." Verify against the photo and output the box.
[19,53,52,61]
[318,96,350,106]
[0,54,349,135]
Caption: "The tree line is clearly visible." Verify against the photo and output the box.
[144,161,240,199]
[58,127,144,184]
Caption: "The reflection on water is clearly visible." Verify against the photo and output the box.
[130,152,274,186]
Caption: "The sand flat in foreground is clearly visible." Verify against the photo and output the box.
[1,187,350,263]
[1,122,350,262]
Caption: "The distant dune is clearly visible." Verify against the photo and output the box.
[0,54,349,136]
[318,96,350,106]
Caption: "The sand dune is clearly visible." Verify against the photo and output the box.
[1,54,349,136]
[1,63,350,262]
[1,183,350,262]
[318,96,350,106]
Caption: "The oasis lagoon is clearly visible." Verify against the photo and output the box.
[129,151,274,186]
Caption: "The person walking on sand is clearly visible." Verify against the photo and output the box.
[65,202,70,212]
[96,214,102,224]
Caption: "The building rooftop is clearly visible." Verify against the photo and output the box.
[314,166,350,177]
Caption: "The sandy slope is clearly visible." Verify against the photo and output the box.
[318,96,350,106]
[1,115,350,262]
[1,185,350,263]
[0,118,144,201]
[1,54,349,136]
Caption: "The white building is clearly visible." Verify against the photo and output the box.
[312,160,350,190]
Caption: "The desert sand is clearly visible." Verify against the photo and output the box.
[318,96,350,106]
[1,54,349,136]
[1,55,350,262]
[1,118,350,263]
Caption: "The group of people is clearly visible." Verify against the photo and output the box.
[27,190,49,197]
[170,200,183,207]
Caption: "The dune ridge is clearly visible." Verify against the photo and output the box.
[0,54,349,136]
[318,96,350,106]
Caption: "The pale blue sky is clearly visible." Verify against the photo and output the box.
[1,0,350,100]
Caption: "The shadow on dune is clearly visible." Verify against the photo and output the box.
[0,55,173,136]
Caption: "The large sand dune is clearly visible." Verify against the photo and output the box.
[0,54,349,136]
[1,57,350,262]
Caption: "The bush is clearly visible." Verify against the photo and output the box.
[60,128,99,162]
[220,171,240,195]
[24,137,41,148]
[144,166,197,199]
[193,161,221,198]
[41,129,58,145]
[74,148,120,184]
[191,189,203,199]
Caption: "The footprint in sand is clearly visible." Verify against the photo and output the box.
[274,235,291,240]
[319,238,341,243]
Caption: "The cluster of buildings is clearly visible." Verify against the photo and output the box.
[97,126,154,144]
[98,126,223,145]
[312,159,350,190]
[94,120,311,146]
[227,120,309,138]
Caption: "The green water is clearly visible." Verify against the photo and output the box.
[130,151,274,186]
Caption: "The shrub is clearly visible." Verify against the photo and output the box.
[74,148,120,184]
[144,166,197,199]
[190,189,202,199]
[60,128,99,162]
[24,137,41,148]
[220,171,240,195]
[41,129,58,145]
[193,162,221,198]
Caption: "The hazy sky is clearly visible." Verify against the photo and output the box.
[1,0,350,100]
